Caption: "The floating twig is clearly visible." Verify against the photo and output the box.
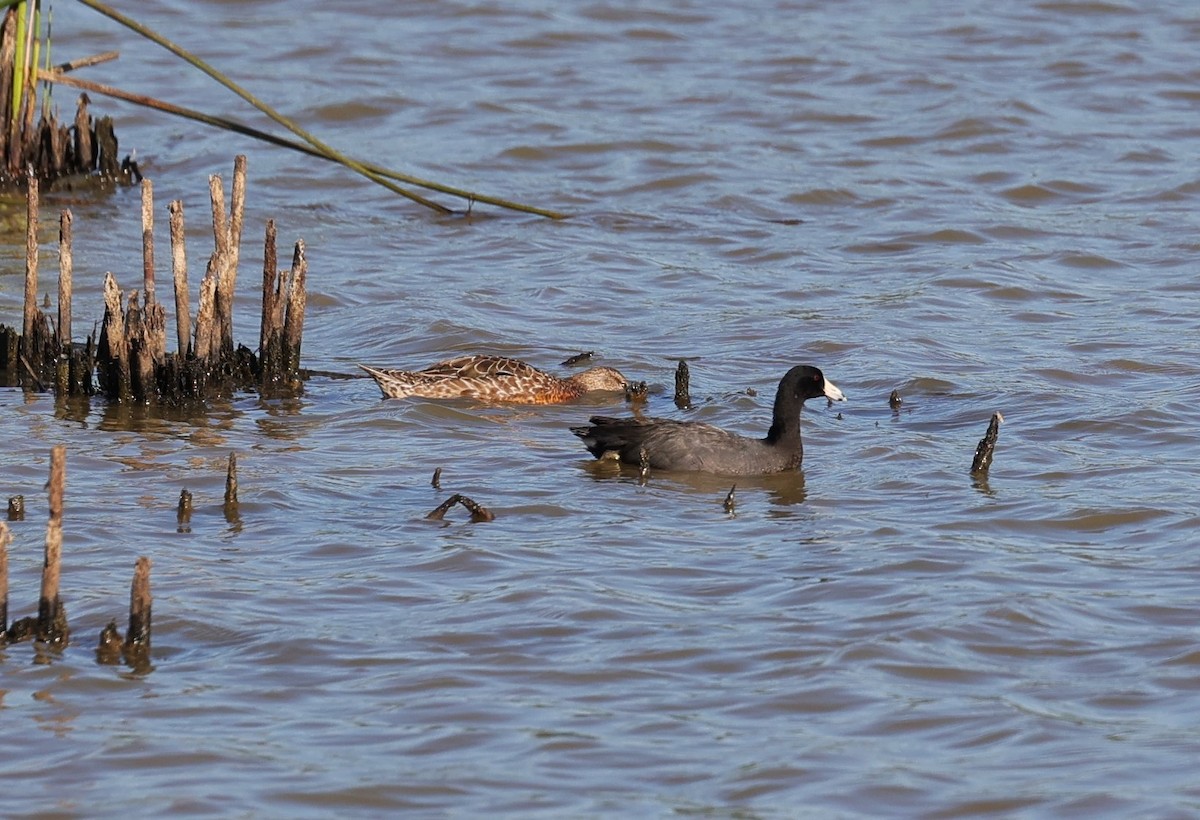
[431,467,442,490]
[674,359,691,409]
[638,447,650,484]
[426,494,495,523]
[970,412,1004,476]
[723,484,737,515]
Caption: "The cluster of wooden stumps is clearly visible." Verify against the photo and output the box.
[1,446,150,669]
[1,6,132,188]
[0,155,308,402]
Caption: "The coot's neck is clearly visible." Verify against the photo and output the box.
[764,380,804,447]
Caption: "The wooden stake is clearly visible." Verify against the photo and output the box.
[169,199,190,355]
[140,177,155,303]
[23,175,38,351]
[282,240,307,378]
[124,556,151,649]
[674,359,691,409]
[193,261,219,365]
[970,412,1004,476]
[224,451,238,507]
[37,445,68,643]
[101,272,130,398]
[58,209,73,348]
[1,520,10,640]
[259,219,281,378]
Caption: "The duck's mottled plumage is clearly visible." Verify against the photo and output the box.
[571,364,845,476]
[359,355,629,404]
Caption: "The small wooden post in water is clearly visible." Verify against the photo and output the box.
[58,210,73,349]
[1,520,10,641]
[282,240,308,378]
[37,445,69,644]
[141,178,156,304]
[674,360,691,409]
[224,452,239,510]
[169,200,190,355]
[970,412,1004,476]
[125,556,152,651]
[22,177,39,356]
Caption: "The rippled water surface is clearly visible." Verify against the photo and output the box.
[3,1,1200,816]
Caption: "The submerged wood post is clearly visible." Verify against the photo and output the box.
[193,262,219,366]
[22,176,38,352]
[125,556,152,650]
[58,210,73,349]
[259,219,280,374]
[970,412,1004,476]
[674,359,691,409]
[37,445,69,644]
[100,272,130,399]
[224,452,238,509]
[1,520,9,641]
[282,240,308,378]
[141,178,155,304]
[169,200,190,355]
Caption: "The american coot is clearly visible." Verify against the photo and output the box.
[359,355,629,404]
[571,364,845,476]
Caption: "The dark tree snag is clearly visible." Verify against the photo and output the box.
[426,494,495,523]
[674,359,691,409]
[970,412,1004,476]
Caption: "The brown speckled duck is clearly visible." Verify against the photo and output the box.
[359,355,629,404]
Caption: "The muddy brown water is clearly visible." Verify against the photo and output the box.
[2,1,1199,816]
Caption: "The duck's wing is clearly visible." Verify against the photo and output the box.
[422,355,542,381]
